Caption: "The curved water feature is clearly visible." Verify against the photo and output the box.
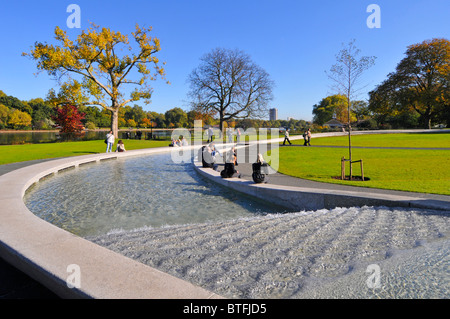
[24,152,450,299]
[24,153,289,237]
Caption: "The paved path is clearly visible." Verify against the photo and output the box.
[0,159,60,299]
[283,144,450,151]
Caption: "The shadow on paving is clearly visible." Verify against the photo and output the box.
[0,158,61,299]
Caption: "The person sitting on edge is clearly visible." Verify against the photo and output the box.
[221,153,241,178]
[115,140,126,152]
[252,153,269,183]
[202,145,216,169]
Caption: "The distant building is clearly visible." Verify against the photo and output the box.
[324,118,344,128]
[269,108,278,121]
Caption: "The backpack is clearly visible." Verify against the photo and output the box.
[221,163,235,178]
[252,172,265,183]
[252,162,265,183]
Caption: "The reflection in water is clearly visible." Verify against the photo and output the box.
[0,129,175,145]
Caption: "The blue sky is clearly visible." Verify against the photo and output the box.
[0,0,449,121]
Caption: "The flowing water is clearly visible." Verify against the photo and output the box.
[24,153,450,299]
[24,153,289,237]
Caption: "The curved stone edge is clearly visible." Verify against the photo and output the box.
[0,146,223,299]
[192,159,450,213]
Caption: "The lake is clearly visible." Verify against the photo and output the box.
[0,129,175,145]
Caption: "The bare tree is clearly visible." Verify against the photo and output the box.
[188,48,274,132]
[326,40,376,179]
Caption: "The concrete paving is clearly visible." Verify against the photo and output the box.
[0,159,60,299]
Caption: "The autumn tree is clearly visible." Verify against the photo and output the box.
[187,109,215,127]
[8,109,32,129]
[188,48,274,132]
[312,94,357,125]
[24,23,167,138]
[0,104,9,128]
[53,103,85,139]
[369,38,450,129]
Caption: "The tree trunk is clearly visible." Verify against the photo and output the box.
[111,108,119,139]
[219,111,225,140]
[347,94,352,180]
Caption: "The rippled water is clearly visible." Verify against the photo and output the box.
[24,153,450,299]
[89,206,449,299]
[24,153,289,237]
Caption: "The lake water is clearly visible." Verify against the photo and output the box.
[0,129,174,145]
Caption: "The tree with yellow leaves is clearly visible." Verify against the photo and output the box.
[23,23,167,138]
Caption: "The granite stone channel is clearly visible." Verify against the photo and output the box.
[23,151,450,299]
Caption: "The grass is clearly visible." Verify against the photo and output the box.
[1,132,449,195]
[295,132,450,148]
[0,139,171,165]
[273,133,450,195]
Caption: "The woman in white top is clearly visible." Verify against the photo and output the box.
[106,131,115,152]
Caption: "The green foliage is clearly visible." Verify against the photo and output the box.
[369,38,450,129]
[165,107,188,128]
[312,95,347,125]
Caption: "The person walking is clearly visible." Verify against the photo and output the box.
[105,130,115,152]
[283,129,292,145]
[227,127,233,143]
[207,127,214,143]
[306,128,312,146]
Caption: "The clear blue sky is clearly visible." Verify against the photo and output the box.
[0,0,449,121]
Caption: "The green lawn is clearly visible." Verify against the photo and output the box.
[274,133,450,195]
[296,132,450,148]
[2,132,449,195]
[0,139,171,165]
